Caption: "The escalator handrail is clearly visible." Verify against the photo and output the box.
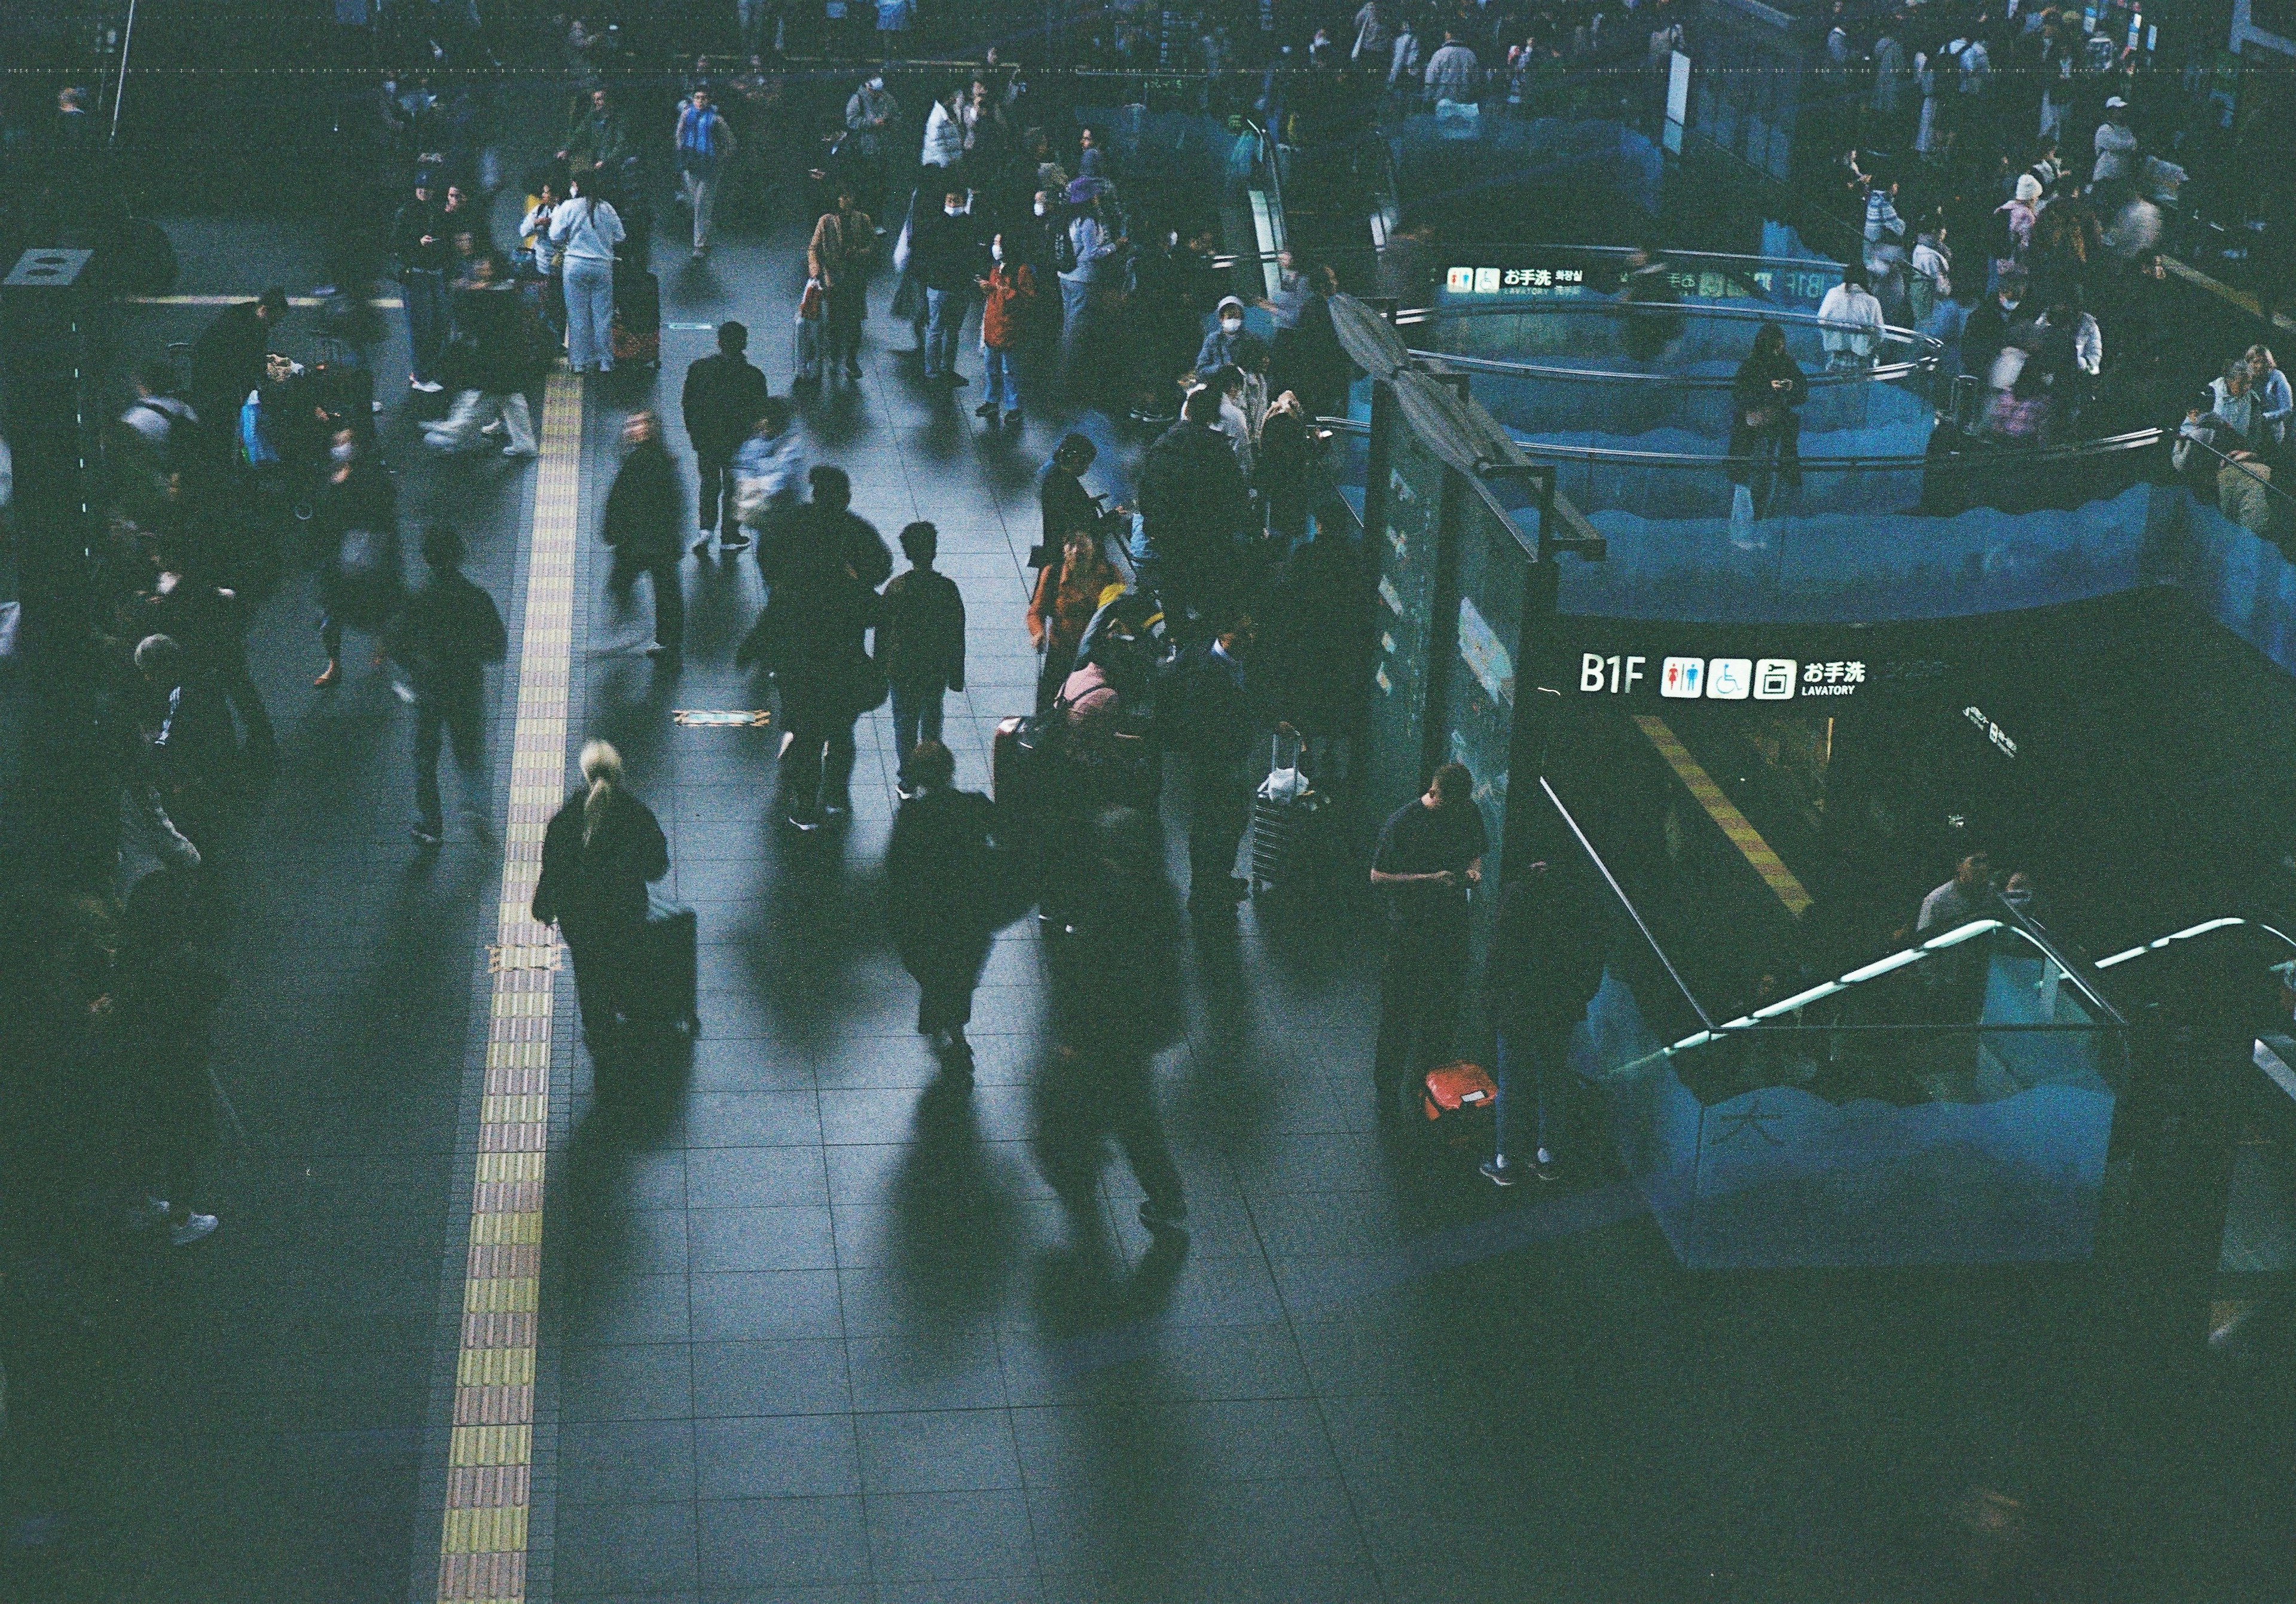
[2093,915,2296,972]
[1312,414,2170,476]
[1541,776,1718,1032]
[1394,299,1943,389]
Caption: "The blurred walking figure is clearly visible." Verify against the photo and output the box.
[1040,806,1189,1233]
[422,255,539,458]
[533,741,670,1047]
[885,739,999,1075]
[396,523,508,848]
[602,412,686,658]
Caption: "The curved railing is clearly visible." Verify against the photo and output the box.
[1393,301,1941,390]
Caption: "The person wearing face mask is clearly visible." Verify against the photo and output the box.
[913,187,987,385]
[842,71,898,214]
[1193,296,1268,378]
[1960,269,2031,383]
[975,233,1034,428]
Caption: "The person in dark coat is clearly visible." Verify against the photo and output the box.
[188,286,288,461]
[738,466,890,830]
[1263,530,1371,777]
[130,634,236,870]
[680,319,771,555]
[312,427,404,689]
[1724,322,1807,505]
[395,523,508,847]
[912,185,988,382]
[1370,761,1487,1116]
[601,411,685,656]
[113,868,227,1246]
[1039,805,1187,1233]
[139,536,274,761]
[422,255,539,455]
[1036,432,1126,571]
[1166,617,1270,916]
[878,522,967,794]
[1480,861,1606,1185]
[1136,385,1253,638]
[884,739,999,1073]
[532,740,670,1045]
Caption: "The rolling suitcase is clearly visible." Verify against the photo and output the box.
[1248,731,1326,895]
[610,269,661,368]
[1422,1060,1498,1149]
[624,898,700,1035]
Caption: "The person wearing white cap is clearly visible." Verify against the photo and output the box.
[1193,296,1268,374]
[1993,173,2041,280]
[2092,97,2136,187]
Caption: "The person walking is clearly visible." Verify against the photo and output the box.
[139,538,274,763]
[884,738,999,1074]
[189,286,289,458]
[1042,805,1188,1232]
[913,185,984,385]
[312,428,404,690]
[423,255,541,458]
[674,86,738,259]
[807,185,876,380]
[1480,861,1605,1186]
[1027,527,1119,713]
[396,523,508,847]
[878,522,967,797]
[1369,761,1486,1118]
[549,172,627,374]
[731,398,809,559]
[681,321,772,556]
[738,466,890,830]
[114,869,227,1246]
[975,232,1034,427]
[601,411,686,658]
[532,740,670,1048]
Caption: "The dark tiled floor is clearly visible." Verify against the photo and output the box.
[13,163,2296,1604]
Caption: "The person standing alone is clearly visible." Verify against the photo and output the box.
[681,321,771,556]
[1369,762,1485,1117]
[396,523,508,848]
[533,741,670,1048]
[602,411,686,658]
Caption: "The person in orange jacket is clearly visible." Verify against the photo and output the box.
[974,231,1034,429]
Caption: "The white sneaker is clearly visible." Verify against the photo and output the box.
[170,1212,219,1247]
[502,444,538,459]
[480,420,506,437]
[411,377,444,394]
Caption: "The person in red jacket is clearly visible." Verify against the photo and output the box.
[974,232,1034,429]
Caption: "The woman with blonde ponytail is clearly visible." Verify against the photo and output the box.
[532,739,669,1045]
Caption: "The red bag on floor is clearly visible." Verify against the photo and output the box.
[1423,1060,1498,1147]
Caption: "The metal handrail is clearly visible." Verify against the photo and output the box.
[2179,430,2296,516]
[1316,413,2168,472]
[1394,300,1942,389]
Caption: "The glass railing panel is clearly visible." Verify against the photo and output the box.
[1576,928,2126,1267]
[1361,405,1446,831]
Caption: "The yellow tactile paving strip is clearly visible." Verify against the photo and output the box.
[1634,714,1814,917]
[435,368,582,1604]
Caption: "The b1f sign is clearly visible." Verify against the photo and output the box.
[1580,653,1648,694]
